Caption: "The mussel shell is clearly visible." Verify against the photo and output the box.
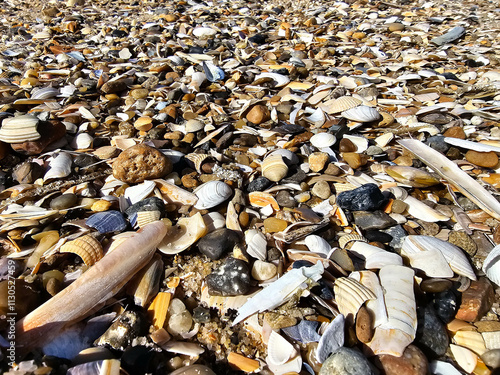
[86,210,128,234]
[202,61,225,82]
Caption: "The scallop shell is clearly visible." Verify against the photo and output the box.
[310,133,336,149]
[402,235,477,280]
[60,234,103,266]
[157,212,207,255]
[245,229,267,261]
[304,235,331,256]
[324,95,362,114]
[333,277,376,322]
[193,181,232,210]
[202,61,225,82]
[261,154,288,182]
[482,244,500,285]
[0,115,41,143]
[341,105,381,122]
[43,152,73,182]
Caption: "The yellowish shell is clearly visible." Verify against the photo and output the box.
[136,210,161,228]
[60,234,103,266]
[334,277,376,321]
[333,182,359,193]
[0,115,40,143]
[248,191,280,210]
[261,154,288,182]
[324,95,362,114]
[338,233,367,249]
[185,153,210,174]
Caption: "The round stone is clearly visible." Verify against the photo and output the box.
[343,152,366,169]
[251,260,277,281]
[387,22,405,32]
[391,199,408,214]
[466,150,499,169]
[339,138,357,152]
[263,217,288,233]
[50,193,78,210]
[246,105,270,125]
[355,306,374,343]
[419,278,453,293]
[433,289,460,323]
[197,228,240,260]
[481,349,500,368]
[112,144,173,184]
[311,180,331,200]
[319,347,373,375]
[325,163,342,175]
[275,190,297,208]
[247,177,272,192]
[366,146,384,156]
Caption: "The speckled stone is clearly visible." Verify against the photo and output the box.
[246,105,270,125]
[448,231,477,256]
[275,190,297,208]
[319,347,374,375]
[197,228,240,260]
[355,306,374,343]
[247,177,272,192]
[433,289,460,323]
[311,181,331,199]
[415,305,449,357]
[366,146,384,156]
[206,257,251,296]
[417,221,440,237]
[481,349,500,368]
[375,345,428,375]
[456,278,494,322]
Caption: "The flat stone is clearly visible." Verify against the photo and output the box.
[383,225,407,249]
[336,183,386,211]
[415,305,449,357]
[311,180,331,200]
[319,347,374,375]
[50,194,78,210]
[308,152,329,172]
[448,231,477,256]
[431,26,466,46]
[387,22,405,32]
[442,126,466,139]
[425,136,449,154]
[263,217,288,233]
[353,211,397,230]
[456,278,495,322]
[112,144,172,184]
[355,306,374,343]
[197,228,240,260]
[206,257,251,296]
[101,79,128,94]
[343,152,367,169]
[375,345,428,375]
[363,230,393,243]
[466,150,499,169]
[275,190,296,208]
[419,278,453,293]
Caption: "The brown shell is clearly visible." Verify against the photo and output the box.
[60,234,103,266]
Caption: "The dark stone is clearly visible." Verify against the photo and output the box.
[50,193,78,210]
[101,79,128,94]
[248,33,267,44]
[420,278,453,293]
[353,211,397,230]
[336,183,386,211]
[363,230,393,243]
[95,310,147,351]
[121,346,166,375]
[206,257,251,296]
[275,190,297,208]
[457,196,479,211]
[197,228,240,260]
[433,289,460,323]
[319,347,374,375]
[382,225,407,250]
[193,306,211,323]
[415,305,449,358]
[13,162,44,184]
[112,29,128,38]
[431,26,466,46]
[425,136,449,154]
[273,124,305,135]
[215,131,234,150]
[247,177,272,192]
[418,113,453,125]
[125,197,165,217]
[73,154,99,169]
[282,168,307,184]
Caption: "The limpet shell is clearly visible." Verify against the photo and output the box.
[60,235,103,266]
[341,105,381,122]
[0,115,40,143]
[194,181,232,210]
[261,154,288,182]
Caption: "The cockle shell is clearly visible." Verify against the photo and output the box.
[310,133,336,149]
[70,133,93,150]
[193,181,232,210]
[131,210,161,228]
[60,234,103,266]
[185,153,210,173]
[324,95,362,114]
[333,277,376,322]
[202,61,224,82]
[267,330,298,366]
[402,235,477,280]
[341,105,381,122]
[261,154,288,182]
[157,212,207,255]
[304,235,331,256]
[350,271,388,328]
[482,244,500,285]
[43,152,73,182]
[0,115,40,143]
[338,233,367,249]
[245,229,267,261]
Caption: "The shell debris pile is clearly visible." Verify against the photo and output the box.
[0,0,500,373]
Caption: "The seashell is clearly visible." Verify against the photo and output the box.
[66,359,121,375]
[482,331,500,350]
[282,319,321,344]
[70,133,93,150]
[155,179,198,206]
[184,119,204,133]
[253,72,290,88]
[338,234,367,249]
[403,195,450,222]
[202,61,225,82]
[323,96,362,114]
[341,105,381,122]
[189,72,207,91]
[482,244,500,286]
[334,277,376,322]
[131,210,161,228]
[245,229,267,261]
[124,180,156,205]
[368,265,416,357]
[317,314,345,363]
[402,235,477,280]
[148,291,171,330]
[449,344,477,373]
[167,55,185,66]
[350,271,388,328]
[304,235,331,256]
[269,148,300,165]
[43,152,73,182]
[349,241,402,269]
[0,115,41,143]
[185,153,210,174]
[202,212,226,232]
[385,165,440,187]
[305,108,326,126]
[86,210,128,234]
[227,352,260,373]
[375,132,394,147]
[343,135,368,153]
[333,182,358,194]
[157,212,207,255]
[399,139,500,221]
[251,260,277,281]
[310,133,336,149]
[192,27,217,38]
[161,340,205,356]
[60,234,103,266]
[193,181,232,210]
[261,154,288,182]
[444,137,500,153]
[429,360,462,375]
[226,201,242,233]
[385,186,408,200]
[267,330,298,366]
[249,191,280,210]
[453,331,487,356]
[127,254,163,307]
[31,87,59,99]
[267,354,302,375]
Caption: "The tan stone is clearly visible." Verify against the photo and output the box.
[246,105,270,125]
[309,152,329,172]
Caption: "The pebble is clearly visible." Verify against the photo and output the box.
[355,306,374,343]
[419,279,453,293]
[50,194,78,210]
[457,196,479,211]
[197,228,240,260]
[319,347,374,375]
[339,138,357,153]
[100,79,128,94]
[442,126,466,139]
[431,26,466,46]
[246,105,270,125]
[363,230,393,243]
[11,120,66,156]
[375,345,428,375]
[383,225,407,249]
[125,197,165,217]
[206,257,251,296]
[251,260,277,281]
[366,146,384,156]
[324,163,342,175]
[308,152,329,172]
[247,177,272,192]
[13,162,43,184]
[275,190,296,208]
[343,152,367,169]
[425,136,449,154]
[481,349,500,368]
[433,289,460,323]
[387,23,405,32]
[311,181,331,200]
[263,217,288,233]
[354,211,397,230]
[456,278,495,322]
[415,305,449,357]
[465,150,499,168]
[391,200,408,214]
[448,231,477,256]
[112,144,173,184]
[336,183,386,211]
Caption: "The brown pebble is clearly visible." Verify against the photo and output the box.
[448,231,477,256]
[391,199,408,214]
[112,144,172,184]
[164,14,178,22]
[419,278,453,293]
[101,79,128,94]
[263,217,288,233]
[392,156,413,166]
[246,105,270,125]
[387,22,405,32]
[474,321,500,333]
[456,278,495,322]
[0,141,9,160]
[324,163,342,176]
[239,212,249,228]
[130,88,148,99]
[182,93,196,102]
[343,152,367,169]
[13,162,43,184]
[466,150,499,169]
[443,126,466,139]
[375,345,428,375]
[355,306,374,343]
[308,152,329,172]
[339,138,357,153]
[46,277,61,297]
[181,172,200,188]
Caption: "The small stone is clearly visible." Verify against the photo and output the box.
[363,230,393,243]
[337,184,387,211]
[415,305,449,357]
[481,349,500,369]
[466,150,499,168]
[181,173,200,188]
[443,126,466,139]
[457,196,479,211]
[308,152,329,172]
[425,136,449,154]
[419,113,453,125]
[101,79,128,94]
[130,88,149,99]
[391,199,408,214]
[446,147,461,160]
[247,177,272,192]
[383,225,407,250]
[197,228,240,260]
[164,14,178,22]
[456,278,495,322]
[375,345,428,375]
[251,260,277,281]
[50,194,78,210]
[13,162,43,184]
[353,211,397,230]
[239,212,249,227]
[392,155,413,166]
[311,181,331,200]
[474,321,500,333]
[387,22,405,32]
[448,231,477,256]
[246,105,270,125]
[125,197,165,217]
[419,278,453,293]
[193,306,211,323]
[433,289,460,323]
[11,120,66,156]
[339,138,357,152]
[263,217,288,233]
[94,146,119,159]
[112,144,172,184]
[206,257,251,296]
[355,306,374,343]
[417,221,440,236]
[319,347,374,375]
[343,152,367,169]
[275,190,297,208]
[431,26,466,46]
[91,200,112,212]
[324,163,342,175]
[366,146,384,156]
[264,312,297,330]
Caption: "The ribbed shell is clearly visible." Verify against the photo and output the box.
[60,235,103,266]
[338,233,367,249]
[0,115,40,143]
[334,277,376,320]
[341,105,381,122]
[261,154,288,182]
[185,153,210,174]
[325,95,362,114]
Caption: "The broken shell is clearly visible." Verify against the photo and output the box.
[202,61,224,82]
[194,181,232,210]
[482,244,500,286]
[248,191,280,210]
[202,212,226,232]
[227,352,260,373]
[60,234,103,266]
[385,166,440,188]
[304,235,331,256]
[261,154,288,182]
[403,195,450,222]
[127,254,163,307]
[267,330,298,366]
[341,105,380,122]
[450,344,477,373]
[338,233,367,249]
[349,241,403,269]
[0,115,40,143]
[310,133,336,149]
[245,229,267,261]
[133,210,162,228]
[192,27,217,38]
[86,210,127,234]
[453,331,487,356]
[251,260,277,281]
[254,72,290,88]
[157,212,207,255]
[43,152,73,182]
[324,96,362,114]
[70,133,93,150]
[185,153,210,174]
[333,277,376,321]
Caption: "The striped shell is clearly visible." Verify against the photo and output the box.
[325,96,362,114]
[134,210,161,228]
[338,233,367,249]
[261,154,288,182]
[185,153,210,174]
[334,277,376,321]
[341,105,381,122]
[194,181,232,210]
[60,235,103,266]
[0,115,40,143]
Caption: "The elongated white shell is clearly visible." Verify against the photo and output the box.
[341,105,381,122]
[445,137,500,153]
[350,271,388,328]
[310,133,336,149]
[194,181,232,210]
[403,195,450,222]
[245,229,267,261]
[304,235,331,256]
[0,115,40,143]
[482,244,500,285]
[349,241,402,269]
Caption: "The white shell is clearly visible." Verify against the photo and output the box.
[267,330,297,366]
[316,314,344,363]
[124,180,156,205]
[254,72,290,88]
[31,87,59,99]
[402,235,477,280]
[482,331,500,350]
[226,201,241,233]
[269,149,300,165]
[403,195,450,222]
[194,181,232,210]
[323,95,362,114]
[189,72,207,91]
[445,137,500,153]
[449,344,477,373]
[310,133,336,149]
[349,241,402,269]
[192,27,217,38]
[157,213,208,255]
[245,229,267,261]
[43,152,72,182]
[202,212,226,232]
[334,277,376,321]
[70,133,93,149]
[0,115,40,143]
[482,244,500,285]
[261,154,288,182]
[341,105,381,122]
[350,271,388,328]
[304,235,331,256]
[343,135,369,153]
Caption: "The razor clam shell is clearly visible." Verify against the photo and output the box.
[385,165,440,188]
[444,137,500,153]
[398,139,500,221]
[482,244,500,285]
[403,195,450,222]
[402,235,477,280]
[341,105,381,122]
[333,277,376,321]
[304,234,331,256]
[43,152,73,182]
[193,181,232,210]
[349,241,403,269]
[0,114,40,143]
[59,234,103,266]
[157,212,207,255]
[31,87,60,99]
[245,229,267,261]
[127,254,163,307]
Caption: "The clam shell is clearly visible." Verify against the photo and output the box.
[245,229,267,261]
[453,331,487,356]
[449,344,477,373]
[268,148,300,165]
[338,234,367,249]
[0,115,40,143]
[341,105,381,122]
[86,210,128,234]
[124,180,156,205]
[402,235,477,280]
[44,152,73,182]
[202,61,225,82]
[194,181,232,210]
[482,244,500,285]
[253,72,290,88]
[60,234,103,266]
[323,95,362,114]
[349,241,402,269]
[261,154,288,182]
[31,87,60,99]
[304,235,331,256]
[157,212,207,255]
[192,27,217,38]
[185,153,210,174]
[310,133,336,149]
[482,331,500,350]
[267,330,297,366]
[333,277,376,322]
